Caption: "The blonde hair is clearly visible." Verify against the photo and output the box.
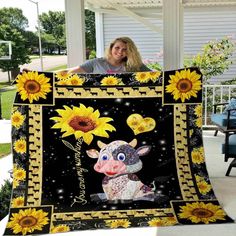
[105,37,143,72]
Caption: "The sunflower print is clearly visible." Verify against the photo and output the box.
[11,196,25,208]
[178,202,226,224]
[13,179,20,189]
[16,71,52,103]
[11,110,25,129]
[195,117,202,128]
[13,167,26,182]
[194,104,202,117]
[55,71,72,80]
[135,72,150,83]
[147,218,166,227]
[6,208,49,235]
[147,71,161,82]
[148,217,177,227]
[13,138,27,154]
[191,148,204,164]
[195,174,204,182]
[165,69,202,102]
[101,76,122,86]
[56,80,68,85]
[56,74,85,86]
[51,224,70,233]
[67,74,85,85]
[197,180,212,195]
[50,103,116,145]
[105,219,131,228]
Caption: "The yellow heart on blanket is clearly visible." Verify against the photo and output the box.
[127,113,156,135]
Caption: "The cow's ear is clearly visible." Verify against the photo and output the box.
[97,140,107,149]
[129,138,137,148]
[86,149,99,159]
[136,146,151,156]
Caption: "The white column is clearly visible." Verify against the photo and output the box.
[65,0,86,67]
[163,0,183,70]
[95,12,105,57]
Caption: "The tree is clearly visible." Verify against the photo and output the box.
[185,37,235,82]
[24,30,39,54]
[39,10,96,55]
[0,7,28,31]
[41,32,57,54]
[0,7,31,81]
[0,179,12,220]
[39,11,66,54]
[0,24,30,82]
[85,10,96,51]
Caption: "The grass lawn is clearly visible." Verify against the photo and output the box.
[0,89,16,119]
[0,82,12,89]
[0,143,11,158]
[0,89,15,158]
[46,64,67,72]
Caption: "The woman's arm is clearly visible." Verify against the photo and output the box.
[67,66,86,73]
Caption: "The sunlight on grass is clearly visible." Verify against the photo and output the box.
[0,82,12,89]
[1,89,16,119]
[0,143,11,158]
[46,64,67,72]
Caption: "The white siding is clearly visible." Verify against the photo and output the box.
[103,12,163,65]
[102,6,236,84]
[184,6,236,84]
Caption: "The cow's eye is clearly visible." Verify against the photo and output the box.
[117,153,126,161]
[101,154,109,161]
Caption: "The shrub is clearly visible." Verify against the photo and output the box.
[0,179,12,220]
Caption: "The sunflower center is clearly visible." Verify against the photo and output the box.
[106,79,116,85]
[177,79,192,93]
[19,216,37,227]
[192,208,214,218]
[69,116,97,132]
[71,79,79,85]
[140,74,146,80]
[12,116,20,122]
[24,80,41,94]
[16,200,24,205]
[16,173,23,178]
[18,144,25,149]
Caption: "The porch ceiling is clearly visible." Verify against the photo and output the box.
[85,0,236,9]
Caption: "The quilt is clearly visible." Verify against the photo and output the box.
[4,68,234,235]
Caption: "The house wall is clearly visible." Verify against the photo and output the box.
[101,6,236,84]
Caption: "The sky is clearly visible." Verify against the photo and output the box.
[0,0,65,31]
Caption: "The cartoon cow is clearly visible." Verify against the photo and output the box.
[86,139,155,202]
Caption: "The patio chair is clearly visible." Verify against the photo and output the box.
[222,134,236,176]
[211,101,236,162]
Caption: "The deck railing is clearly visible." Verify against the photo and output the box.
[203,84,236,127]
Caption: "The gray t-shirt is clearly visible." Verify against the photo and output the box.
[80,58,151,73]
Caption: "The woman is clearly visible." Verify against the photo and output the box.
[67,37,150,74]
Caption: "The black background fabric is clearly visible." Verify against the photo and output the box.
[42,97,182,212]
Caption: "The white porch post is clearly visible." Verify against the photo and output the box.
[163,0,183,70]
[65,0,86,67]
[95,12,105,57]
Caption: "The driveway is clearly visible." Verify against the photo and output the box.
[0,55,67,82]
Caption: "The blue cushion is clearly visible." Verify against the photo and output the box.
[223,98,236,116]
[222,134,236,154]
[211,113,236,127]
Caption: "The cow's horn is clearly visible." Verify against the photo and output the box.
[129,139,137,148]
[97,140,107,149]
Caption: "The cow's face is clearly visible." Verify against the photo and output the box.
[86,139,151,177]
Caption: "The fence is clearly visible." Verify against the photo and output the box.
[203,84,236,127]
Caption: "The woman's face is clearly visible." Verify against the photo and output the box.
[111,41,128,62]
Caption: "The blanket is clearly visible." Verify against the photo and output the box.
[4,68,234,235]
